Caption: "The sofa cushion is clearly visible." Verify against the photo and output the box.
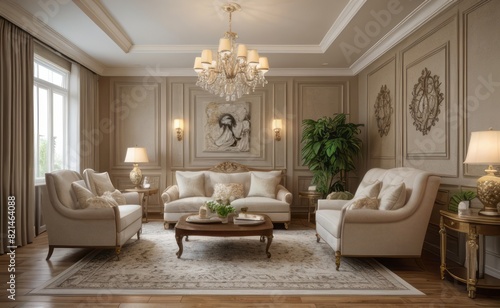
[104,189,127,205]
[347,197,380,210]
[71,181,94,209]
[208,172,250,196]
[84,170,115,196]
[248,172,281,198]
[164,197,213,213]
[86,194,118,208]
[378,182,406,210]
[231,197,290,213]
[176,172,205,198]
[212,183,244,201]
[354,180,381,198]
[118,204,142,232]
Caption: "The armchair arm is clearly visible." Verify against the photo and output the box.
[276,184,292,204]
[161,185,179,204]
[122,191,140,204]
[54,203,116,220]
[343,207,411,224]
[317,199,350,211]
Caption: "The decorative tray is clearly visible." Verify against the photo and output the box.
[233,214,265,225]
[186,215,222,224]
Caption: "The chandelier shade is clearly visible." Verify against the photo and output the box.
[194,2,269,101]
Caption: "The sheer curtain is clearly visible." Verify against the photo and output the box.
[0,17,35,254]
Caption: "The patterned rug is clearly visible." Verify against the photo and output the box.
[32,222,423,296]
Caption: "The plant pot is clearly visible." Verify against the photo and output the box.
[218,215,229,224]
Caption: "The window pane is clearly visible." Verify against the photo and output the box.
[52,93,65,171]
[35,61,65,88]
[36,87,49,178]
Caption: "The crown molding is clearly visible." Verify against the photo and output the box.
[320,0,367,52]
[73,0,133,53]
[0,1,105,75]
[350,0,457,74]
[130,44,324,54]
[102,66,355,77]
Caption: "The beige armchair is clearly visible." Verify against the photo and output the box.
[315,167,441,270]
[43,170,143,260]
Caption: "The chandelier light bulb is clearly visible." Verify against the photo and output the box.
[194,2,269,101]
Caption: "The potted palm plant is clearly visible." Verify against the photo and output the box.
[301,113,364,197]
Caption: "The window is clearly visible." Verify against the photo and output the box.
[34,55,69,183]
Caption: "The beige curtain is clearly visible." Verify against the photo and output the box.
[0,17,35,254]
[79,65,100,171]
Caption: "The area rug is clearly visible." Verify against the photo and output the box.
[32,222,423,296]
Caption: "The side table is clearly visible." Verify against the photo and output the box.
[299,191,323,222]
[439,209,500,298]
[124,187,159,223]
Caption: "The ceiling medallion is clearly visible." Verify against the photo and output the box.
[193,2,269,101]
[409,68,444,135]
[374,85,392,137]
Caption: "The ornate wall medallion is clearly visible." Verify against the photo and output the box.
[374,85,392,137]
[409,68,444,135]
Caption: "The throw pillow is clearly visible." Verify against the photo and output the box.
[354,180,381,198]
[347,197,380,210]
[86,170,115,196]
[378,182,406,210]
[86,194,119,208]
[103,189,126,205]
[212,183,244,202]
[247,172,281,198]
[326,191,354,200]
[176,172,205,198]
[71,181,95,209]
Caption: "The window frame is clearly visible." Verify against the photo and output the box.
[33,55,70,184]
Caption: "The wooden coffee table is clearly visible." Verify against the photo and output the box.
[175,214,274,258]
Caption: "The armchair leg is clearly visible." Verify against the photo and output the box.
[115,247,121,261]
[316,233,321,243]
[284,222,289,230]
[137,228,142,240]
[46,246,54,260]
[335,251,341,270]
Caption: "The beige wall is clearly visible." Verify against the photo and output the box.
[357,0,500,278]
[98,76,358,216]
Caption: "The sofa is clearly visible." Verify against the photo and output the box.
[162,162,292,228]
[315,167,441,270]
[43,169,143,260]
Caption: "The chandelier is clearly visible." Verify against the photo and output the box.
[193,3,269,101]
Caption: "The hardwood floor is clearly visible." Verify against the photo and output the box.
[1,214,499,307]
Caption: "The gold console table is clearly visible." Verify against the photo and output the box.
[439,210,500,298]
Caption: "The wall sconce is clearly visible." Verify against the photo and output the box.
[273,119,282,141]
[174,119,183,141]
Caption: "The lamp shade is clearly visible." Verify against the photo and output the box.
[124,147,149,163]
[272,119,282,130]
[464,130,500,164]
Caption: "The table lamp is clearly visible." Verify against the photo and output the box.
[124,147,149,188]
[463,130,500,216]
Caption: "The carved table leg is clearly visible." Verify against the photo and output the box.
[439,216,447,280]
[175,235,184,258]
[466,226,478,299]
[265,235,273,258]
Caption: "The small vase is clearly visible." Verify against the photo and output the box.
[218,215,229,224]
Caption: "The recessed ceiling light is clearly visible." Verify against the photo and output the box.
[322,63,329,66]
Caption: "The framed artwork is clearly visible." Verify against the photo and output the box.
[204,101,251,152]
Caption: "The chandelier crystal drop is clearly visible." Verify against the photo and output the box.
[194,3,269,101]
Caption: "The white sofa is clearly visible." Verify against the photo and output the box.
[162,162,292,228]
[315,167,441,270]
